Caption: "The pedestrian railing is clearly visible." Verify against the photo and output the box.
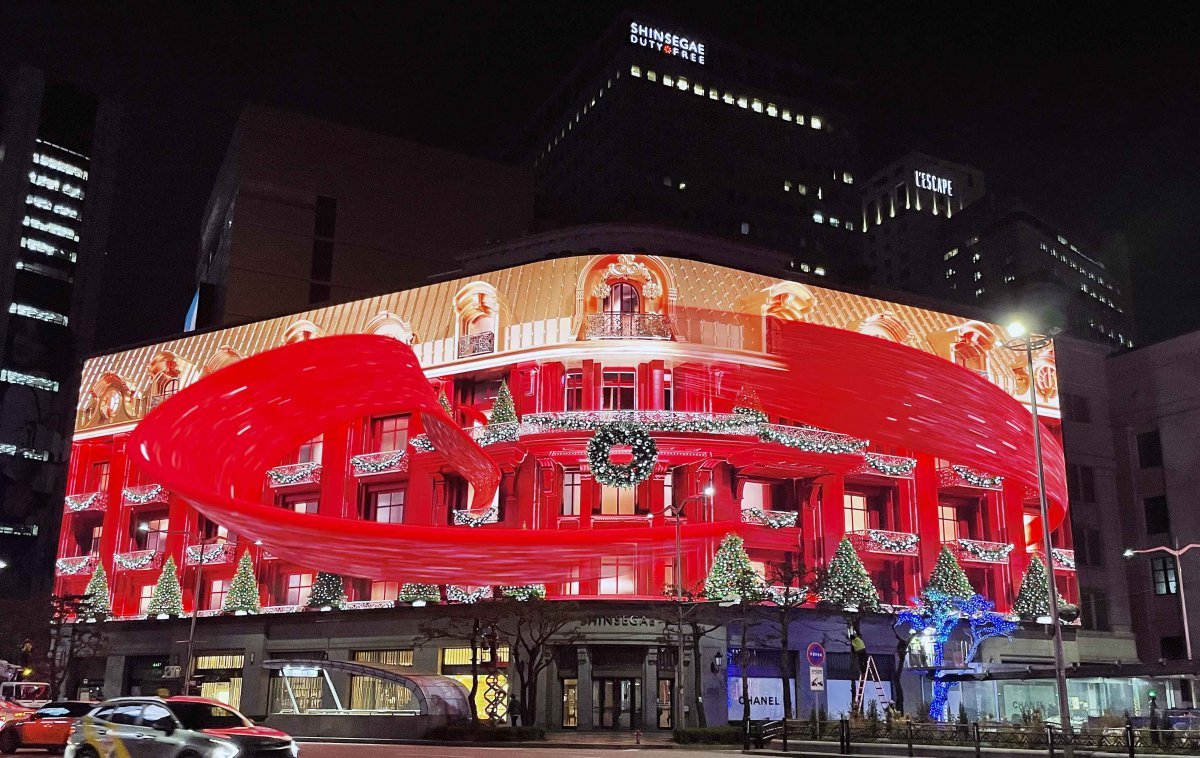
[752,717,1200,755]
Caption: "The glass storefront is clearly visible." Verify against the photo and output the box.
[350,650,415,711]
[194,653,245,709]
[441,646,509,720]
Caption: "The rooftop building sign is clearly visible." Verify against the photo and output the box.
[629,21,706,64]
[915,170,954,196]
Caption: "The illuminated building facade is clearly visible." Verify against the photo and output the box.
[513,14,861,280]
[51,228,1130,726]
[0,64,119,598]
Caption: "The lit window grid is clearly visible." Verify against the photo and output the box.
[16,260,73,283]
[21,237,76,263]
[0,369,59,392]
[9,303,69,326]
[32,152,88,180]
[22,216,78,242]
[28,171,85,199]
[0,443,51,461]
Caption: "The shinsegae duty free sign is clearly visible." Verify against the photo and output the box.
[630,22,706,64]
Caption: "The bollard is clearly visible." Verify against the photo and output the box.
[840,717,850,755]
[907,721,914,757]
[1125,723,1135,758]
[1046,724,1055,758]
[783,719,789,752]
[973,722,981,758]
[634,729,642,745]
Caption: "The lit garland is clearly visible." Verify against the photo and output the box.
[399,583,441,604]
[741,507,798,529]
[261,604,304,615]
[266,462,321,486]
[410,436,435,452]
[499,584,545,601]
[1051,548,1076,570]
[65,492,105,512]
[731,406,769,423]
[765,585,809,605]
[114,551,158,570]
[446,585,493,603]
[185,543,232,565]
[951,465,1003,488]
[222,551,261,615]
[586,422,658,488]
[453,503,499,527]
[819,536,880,611]
[55,556,96,575]
[350,450,409,474]
[472,422,522,447]
[523,410,757,435]
[145,556,184,618]
[863,453,917,477]
[956,539,1014,563]
[757,424,867,455]
[122,484,165,504]
[865,529,919,554]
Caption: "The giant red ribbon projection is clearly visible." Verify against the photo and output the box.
[130,317,1066,585]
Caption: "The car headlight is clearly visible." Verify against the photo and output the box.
[209,739,241,758]
[289,740,299,758]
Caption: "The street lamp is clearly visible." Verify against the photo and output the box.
[142,521,216,694]
[658,484,713,730]
[1123,542,1199,661]
[1003,322,1073,748]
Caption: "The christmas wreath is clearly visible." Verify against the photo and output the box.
[586,422,658,488]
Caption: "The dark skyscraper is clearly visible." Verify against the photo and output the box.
[0,64,119,597]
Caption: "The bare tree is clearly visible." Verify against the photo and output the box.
[762,554,824,719]
[417,613,484,721]
[488,599,580,727]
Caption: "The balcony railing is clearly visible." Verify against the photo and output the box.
[122,484,168,506]
[457,331,495,358]
[350,450,410,476]
[64,491,107,514]
[523,410,757,435]
[741,507,799,529]
[585,313,672,340]
[266,462,322,488]
[954,538,1014,564]
[938,464,1004,490]
[1051,547,1076,571]
[184,542,236,566]
[452,503,500,527]
[758,424,868,455]
[113,549,164,572]
[856,453,917,478]
[148,390,176,410]
[342,600,397,611]
[849,529,920,556]
[55,555,98,577]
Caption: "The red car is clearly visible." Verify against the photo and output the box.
[0,701,95,754]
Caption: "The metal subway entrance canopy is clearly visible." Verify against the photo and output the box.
[128,317,1066,585]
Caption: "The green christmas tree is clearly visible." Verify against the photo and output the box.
[1013,554,1065,618]
[490,380,516,424]
[80,564,111,621]
[307,572,346,610]
[923,547,974,603]
[705,534,766,602]
[399,583,440,604]
[146,556,184,618]
[222,551,261,615]
[438,390,453,416]
[820,537,880,611]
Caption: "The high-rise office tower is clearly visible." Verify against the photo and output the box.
[511,14,861,281]
[0,64,119,597]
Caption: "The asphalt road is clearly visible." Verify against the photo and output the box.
[298,742,739,758]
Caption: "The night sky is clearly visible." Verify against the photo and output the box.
[2,2,1198,351]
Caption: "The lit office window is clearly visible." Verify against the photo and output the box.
[0,369,58,392]
[843,172,854,184]
[22,216,77,241]
[8,303,68,326]
[693,83,704,95]
[32,153,87,179]
[974,272,982,281]
[814,267,826,276]
[810,116,823,129]
[781,109,792,121]
[829,217,840,227]
[740,222,750,235]
[796,184,807,195]
[630,65,642,77]
[751,99,763,113]
[736,96,748,109]
[723,92,734,104]
[663,74,674,87]
[646,70,657,82]
[1151,557,1178,595]
[812,211,824,224]
[783,181,792,192]
[800,264,811,273]
[946,269,955,278]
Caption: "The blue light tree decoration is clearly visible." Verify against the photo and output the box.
[896,591,1019,721]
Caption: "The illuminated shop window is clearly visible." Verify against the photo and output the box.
[284,573,314,605]
[371,415,409,452]
[844,493,868,532]
[138,584,156,614]
[564,369,583,411]
[600,486,636,516]
[562,469,582,516]
[370,581,400,601]
[599,556,636,595]
[137,516,169,552]
[630,65,641,77]
[369,489,405,524]
[810,116,823,129]
[207,579,230,610]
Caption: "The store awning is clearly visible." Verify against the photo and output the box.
[262,658,472,717]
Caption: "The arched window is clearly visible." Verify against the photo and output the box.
[604,282,640,315]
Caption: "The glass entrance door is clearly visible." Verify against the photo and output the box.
[594,677,641,729]
[656,678,673,728]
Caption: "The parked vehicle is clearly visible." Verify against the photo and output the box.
[0,701,95,754]
[65,697,297,758]
[0,682,52,708]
